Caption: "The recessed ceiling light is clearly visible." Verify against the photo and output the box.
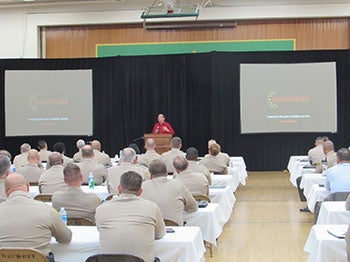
[22,0,35,2]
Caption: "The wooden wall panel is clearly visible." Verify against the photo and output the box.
[44,18,350,58]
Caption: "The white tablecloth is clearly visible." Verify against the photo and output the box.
[306,185,331,213]
[209,185,235,224]
[229,156,248,186]
[304,224,347,262]
[51,226,205,262]
[183,203,222,245]
[317,201,350,225]
[301,173,325,197]
[287,155,310,186]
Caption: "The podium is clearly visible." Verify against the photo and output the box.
[144,133,172,154]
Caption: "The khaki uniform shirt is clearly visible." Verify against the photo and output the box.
[199,155,228,174]
[315,150,337,173]
[13,153,28,170]
[187,160,212,185]
[93,150,112,168]
[39,149,52,163]
[73,151,82,163]
[77,158,107,185]
[0,191,72,255]
[0,178,6,202]
[96,194,166,262]
[46,154,73,169]
[174,169,209,196]
[205,152,230,166]
[160,148,186,174]
[52,187,101,223]
[107,162,150,195]
[17,163,44,183]
[38,165,67,194]
[142,176,198,226]
[138,150,160,167]
[308,144,325,165]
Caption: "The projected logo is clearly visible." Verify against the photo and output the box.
[28,94,68,112]
[267,90,310,109]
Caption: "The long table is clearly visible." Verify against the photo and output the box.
[51,226,205,262]
[287,155,310,186]
[317,201,350,225]
[305,184,331,213]
[304,224,347,262]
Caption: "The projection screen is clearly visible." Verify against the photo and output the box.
[5,70,93,136]
[240,62,337,134]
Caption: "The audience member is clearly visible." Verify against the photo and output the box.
[142,159,198,226]
[96,171,165,262]
[138,138,160,167]
[17,149,44,183]
[200,143,228,174]
[77,145,106,185]
[0,150,11,162]
[160,136,185,174]
[186,147,211,185]
[13,143,31,170]
[205,139,230,166]
[52,163,101,223]
[38,152,66,193]
[173,156,209,196]
[308,136,325,165]
[91,139,112,168]
[50,142,73,167]
[73,139,85,163]
[38,139,52,163]
[314,140,337,173]
[107,148,150,195]
[128,143,141,155]
[0,155,11,202]
[0,173,72,255]
[325,148,350,193]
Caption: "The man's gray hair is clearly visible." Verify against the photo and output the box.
[173,156,188,171]
[0,155,11,177]
[20,143,31,154]
[76,139,85,149]
[120,148,136,163]
[171,137,182,149]
[336,148,350,162]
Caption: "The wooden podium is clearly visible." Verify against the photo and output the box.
[144,133,172,154]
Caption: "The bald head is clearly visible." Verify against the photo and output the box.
[27,149,40,164]
[145,138,156,150]
[81,145,94,159]
[323,140,334,154]
[173,155,189,172]
[48,152,63,166]
[91,140,101,152]
[5,173,29,196]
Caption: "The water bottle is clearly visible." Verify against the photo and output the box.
[88,172,95,189]
[59,207,67,224]
[11,165,16,173]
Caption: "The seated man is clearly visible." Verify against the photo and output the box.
[142,160,198,226]
[160,136,185,174]
[91,140,112,168]
[17,149,44,183]
[73,139,85,163]
[200,143,228,174]
[77,145,106,185]
[96,171,165,262]
[38,139,52,163]
[38,152,67,194]
[173,156,209,196]
[52,163,101,223]
[205,139,230,166]
[186,147,211,185]
[0,173,72,256]
[13,143,31,170]
[46,142,73,168]
[325,148,350,193]
[308,136,325,165]
[314,140,337,173]
[0,155,11,202]
[138,138,160,167]
[107,147,150,195]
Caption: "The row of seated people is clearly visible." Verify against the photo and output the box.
[0,156,219,261]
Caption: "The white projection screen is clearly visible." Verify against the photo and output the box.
[5,70,93,136]
[240,62,337,134]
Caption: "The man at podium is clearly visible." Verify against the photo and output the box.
[152,114,174,135]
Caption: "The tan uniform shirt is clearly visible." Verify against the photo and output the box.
[17,163,44,183]
[205,152,230,166]
[73,151,82,163]
[0,191,72,255]
[38,165,67,194]
[314,150,337,173]
[187,160,212,185]
[93,149,112,167]
[138,150,160,167]
[308,144,325,165]
[107,162,150,195]
[77,158,107,185]
[46,154,73,169]
[0,178,6,202]
[174,169,209,196]
[160,148,186,174]
[13,153,28,170]
[142,176,198,226]
[39,149,52,163]
[199,155,228,174]
[96,194,166,262]
[52,187,101,223]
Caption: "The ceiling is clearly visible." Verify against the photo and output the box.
[1,0,350,9]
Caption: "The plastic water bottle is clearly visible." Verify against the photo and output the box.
[11,165,16,172]
[59,207,67,224]
[88,172,95,189]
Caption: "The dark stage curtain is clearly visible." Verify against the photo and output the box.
[0,50,349,171]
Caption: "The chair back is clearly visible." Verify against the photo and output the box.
[105,194,114,201]
[67,217,95,226]
[34,194,52,202]
[164,219,180,226]
[0,248,47,262]
[29,182,38,186]
[85,254,145,262]
[193,194,211,202]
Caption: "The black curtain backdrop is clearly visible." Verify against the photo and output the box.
[0,50,349,171]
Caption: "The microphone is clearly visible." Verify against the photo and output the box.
[132,136,144,142]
